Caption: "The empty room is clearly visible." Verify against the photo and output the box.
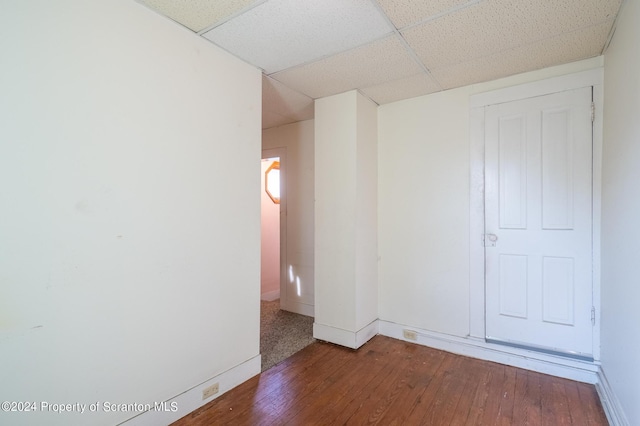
[1,0,638,425]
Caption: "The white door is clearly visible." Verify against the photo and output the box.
[484,87,593,359]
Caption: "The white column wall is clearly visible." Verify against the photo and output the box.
[314,91,378,347]
[355,95,379,330]
[315,93,358,330]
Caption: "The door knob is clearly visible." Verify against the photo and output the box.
[484,234,498,247]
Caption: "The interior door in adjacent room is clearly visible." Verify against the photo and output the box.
[484,87,594,359]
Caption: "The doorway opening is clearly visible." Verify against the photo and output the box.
[260,156,281,303]
[260,149,315,371]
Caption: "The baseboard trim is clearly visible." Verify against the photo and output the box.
[260,290,280,302]
[356,320,379,348]
[120,354,261,426]
[596,367,630,426]
[313,320,379,349]
[378,320,599,383]
[281,299,314,317]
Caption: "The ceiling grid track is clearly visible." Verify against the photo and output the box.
[137,0,624,129]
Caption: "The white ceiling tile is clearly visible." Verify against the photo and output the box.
[402,1,530,70]
[430,20,613,90]
[360,73,441,104]
[139,0,623,114]
[138,0,261,32]
[270,35,423,99]
[403,0,621,70]
[499,0,621,43]
[202,0,393,74]
[376,0,472,29]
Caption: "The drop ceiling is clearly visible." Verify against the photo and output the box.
[137,0,622,129]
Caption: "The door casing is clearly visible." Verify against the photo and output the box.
[469,68,604,361]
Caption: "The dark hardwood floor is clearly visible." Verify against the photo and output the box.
[172,335,608,425]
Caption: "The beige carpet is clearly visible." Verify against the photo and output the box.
[260,299,315,371]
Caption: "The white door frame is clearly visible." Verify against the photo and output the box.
[468,68,604,361]
[262,147,287,308]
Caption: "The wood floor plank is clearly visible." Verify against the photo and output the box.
[243,343,357,425]
[402,351,458,424]
[495,365,518,425]
[447,357,487,426]
[512,369,538,425]
[171,336,609,426]
[286,337,397,425]
[374,345,448,425]
[541,374,573,426]
[564,380,590,426]
[525,370,544,424]
[478,361,508,424]
[172,341,335,426]
[320,341,424,425]
[342,342,426,425]
[417,354,468,425]
[577,380,609,425]
[268,340,397,425]
[462,359,493,425]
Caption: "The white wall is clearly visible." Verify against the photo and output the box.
[378,57,604,338]
[378,88,471,336]
[314,91,378,347]
[262,120,315,315]
[0,1,262,425]
[260,160,280,300]
[601,0,640,423]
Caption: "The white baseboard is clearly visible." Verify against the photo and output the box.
[281,299,314,317]
[596,367,630,426]
[313,320,379,349]
[378,320,599,384]
[261,290,280,301]
[120,354,261,426]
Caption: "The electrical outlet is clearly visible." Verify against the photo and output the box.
[403,329,418,341]
[202,383,219,400]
